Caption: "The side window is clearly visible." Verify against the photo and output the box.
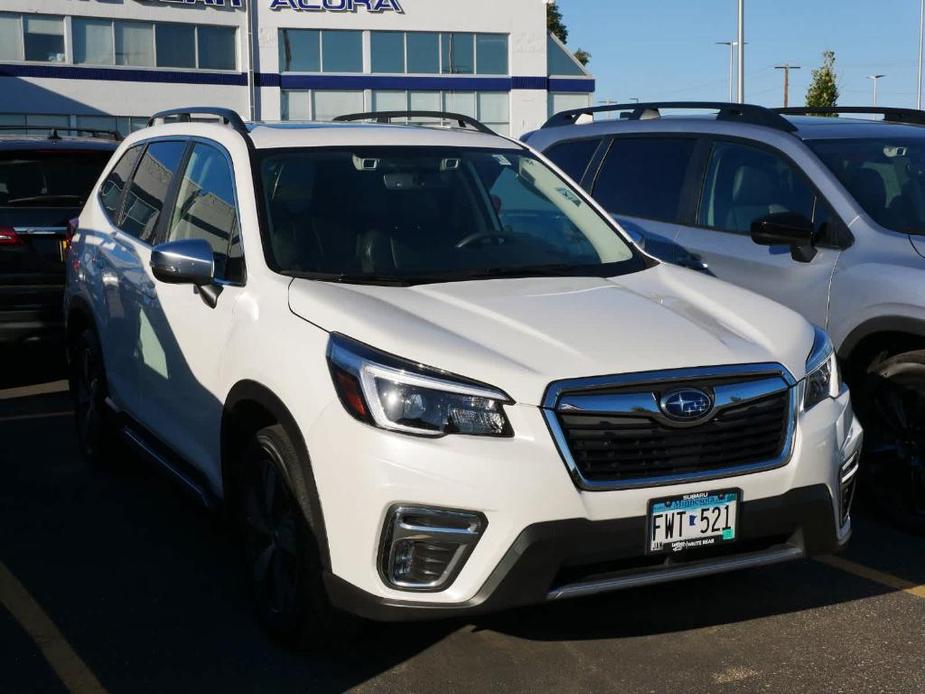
[698,141,816,234]
[120,141,187,244]
[544,138,601,184]
[592,137,697,223]
[167,143,242,282]
[99,144,143,223]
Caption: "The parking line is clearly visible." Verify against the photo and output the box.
[817,555,925,599]
[0,411,72,424]
[0,380,69,401]
[0,561,107,694]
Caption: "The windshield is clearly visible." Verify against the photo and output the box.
[0,150,112,207]
[258,147,645,284]
[808,137,925,235]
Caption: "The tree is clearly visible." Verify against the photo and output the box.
[546,2,591,68]
[805,50,840,114]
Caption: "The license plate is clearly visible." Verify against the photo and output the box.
[647,490,739,554]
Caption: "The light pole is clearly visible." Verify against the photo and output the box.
[717,41,737,102]
[868,74,886,107]
[737,0,745,103]
[918,0,924,109]
[775,64,801,107]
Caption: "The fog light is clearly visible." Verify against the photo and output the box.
[379,506,486,591]
[840,452,860,525]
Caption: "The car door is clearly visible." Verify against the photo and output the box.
[584,135,707,267]
[140,140,245,475]
[673,138,843,328]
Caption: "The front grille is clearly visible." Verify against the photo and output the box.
[545,365,796,488]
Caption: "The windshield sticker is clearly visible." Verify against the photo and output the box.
[557,187,582,207]
[493,154,512,167]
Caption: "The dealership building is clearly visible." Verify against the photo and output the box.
[0,0,594,138]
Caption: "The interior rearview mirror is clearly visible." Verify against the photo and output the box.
[150,239,222,307]
[750,212,817,262]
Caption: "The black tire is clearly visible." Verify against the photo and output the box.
[238,424,359,649]
[69,328,119,467]
[859,349,925,533]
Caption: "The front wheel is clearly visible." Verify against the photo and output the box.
[238,424,359,648]
[69,328,119,466]
[861,350,925,533]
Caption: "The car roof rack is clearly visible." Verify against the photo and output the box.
[542,101,798,133]
[0,125,122,141]
[148,107,251,138]
[774,106,925,125]
[334,110,496,136]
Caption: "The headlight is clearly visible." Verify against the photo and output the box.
[326,333,514,437]
[803,326,841,411]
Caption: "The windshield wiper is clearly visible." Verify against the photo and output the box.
[284,271,415,287]
[418,264,590,282]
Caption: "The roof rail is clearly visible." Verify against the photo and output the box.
[334,110,496,135]
[0,125,122,141]
[148,107,250,137]
[774,106,925,125]
[542,101,798,133]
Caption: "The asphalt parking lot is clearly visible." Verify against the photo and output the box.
[2,348,925,694]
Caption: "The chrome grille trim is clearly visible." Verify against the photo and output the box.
[542,363,799,491]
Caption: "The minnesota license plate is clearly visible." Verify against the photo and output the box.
[647,490,739,554]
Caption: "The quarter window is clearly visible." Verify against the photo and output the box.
[697,141,816,234]
[168,143,241,281]
[592,138,698,223]
[99,145,144,222]
[544,138,602,184]
[120,141,187,244]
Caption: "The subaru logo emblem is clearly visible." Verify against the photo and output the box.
[660,388,713,421]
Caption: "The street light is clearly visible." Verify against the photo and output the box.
[868,74,886,107]
[737,0,745,103]
[918,0,924,109]
[717,41,738,102]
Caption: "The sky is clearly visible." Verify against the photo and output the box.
[558,0,925,110]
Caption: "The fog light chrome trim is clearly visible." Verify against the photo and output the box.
[839,452,860,526]
[378,506,486,592]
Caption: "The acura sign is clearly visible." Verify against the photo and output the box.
[269,0,404,11]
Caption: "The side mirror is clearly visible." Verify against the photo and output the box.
[150,239,223,308]
[750,212,817,262]
[151,239,215,286]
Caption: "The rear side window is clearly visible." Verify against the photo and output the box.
[120,141,187,244]
[0,150,112,207]
[544,138,601,184]
[592,137,698,223]
[167,142,242,282]
[99,145,143,221]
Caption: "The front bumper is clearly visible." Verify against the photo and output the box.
[306,383,862,619]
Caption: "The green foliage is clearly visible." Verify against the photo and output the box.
[574,48,591,67]
[547,2,568,44]
[806,50,840,114]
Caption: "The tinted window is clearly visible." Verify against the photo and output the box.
[593,138,697,223]
[168,143,240,280]
[156,23,195,68]
[698,141,815,233]
[0,151,112,207]
[406,33,439,73]
[197,26,236,70]
[371,31,404,73]
[279,29,319,72]
[121,141,187,243]
[545,138,601,184]
[99,145,144,220]
[322,31,362,73]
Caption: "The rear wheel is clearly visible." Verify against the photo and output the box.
[860,350,925,533]
[69,328,119,466]
[238,424,359,649]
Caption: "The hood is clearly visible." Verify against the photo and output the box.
[288,265,815,406]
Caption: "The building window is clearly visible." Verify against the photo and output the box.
[441,33,474,74]
[197,25,236,71]
[280,90,364,121]
[475,34,508,75]
[406,32,439,74]
[370,31,404,74]
[321,30,362,73]
[0,14,23,61]
[24,16,65,63]
[344,90,510,135]
[279,29,319,72]
[547,34,589,77]
[116,22,154,67]
[74,18,114,66]
[156,23,196,69]
[548,93,591,119]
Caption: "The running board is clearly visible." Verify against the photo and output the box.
[120,425,220,511]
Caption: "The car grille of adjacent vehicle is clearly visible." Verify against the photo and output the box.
[543,365,797,490]
[560,391,789,482]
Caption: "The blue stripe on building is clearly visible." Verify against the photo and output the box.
[0,63,247,86]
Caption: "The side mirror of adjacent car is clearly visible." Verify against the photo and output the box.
[150,239,222,307]
[750,212,817,263]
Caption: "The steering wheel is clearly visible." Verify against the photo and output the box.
[455,232,509,249]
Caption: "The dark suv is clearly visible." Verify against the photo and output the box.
[0,128,118,346]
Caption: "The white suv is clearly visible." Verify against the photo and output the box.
[65,107,861,645]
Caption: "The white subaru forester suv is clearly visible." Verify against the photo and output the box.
[65,107,861,646]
